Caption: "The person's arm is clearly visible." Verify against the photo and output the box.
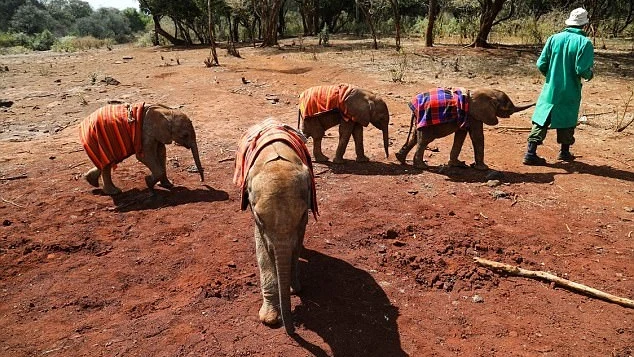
[536,37,552,76]
[577,41,594,81]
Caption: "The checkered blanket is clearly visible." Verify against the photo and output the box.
[298,84,368,126]
[79,103,145,170]
[233,119,318,219]
[409,88,469,129]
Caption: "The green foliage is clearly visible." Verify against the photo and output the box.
[50,35,113,52]
[10,3,58,35]
[76,8,133,43]
[32,30,57,50]
[123,8,150,33]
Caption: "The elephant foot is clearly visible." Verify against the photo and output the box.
[159,180,174,189]
[448,159,468,168]
[470,162,489,171]
[291,281,301,295]
[332,157,345,164]
[258,302,280,326]
[313,154,329,162]
[102,186,122,195]
[395,151,407,164]
[355,155,370,163]
[413,160,428,169]
[84,171,100,188]
[145,175,157,189]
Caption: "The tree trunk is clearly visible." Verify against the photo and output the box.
[425,0,436,47]
[473,0,507,48]
[389,0,401,51]
[152,14,187,46]
[261,0,283,46]
[357,1,378,50]
[207,0,219,66]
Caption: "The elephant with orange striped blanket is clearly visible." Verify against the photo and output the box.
[79,103,204,195]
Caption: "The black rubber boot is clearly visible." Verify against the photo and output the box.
[557,144,575,162]
[523,142,547,165]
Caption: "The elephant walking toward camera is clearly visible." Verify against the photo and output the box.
[234,119,318,335]
[298,84,390,163]
[395,88,534,170]
[79,103,204,195]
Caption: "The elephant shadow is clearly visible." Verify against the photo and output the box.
[435,159,634,184]
[107,185,229,212]
[292,249,408,357]
[317,160,420,176]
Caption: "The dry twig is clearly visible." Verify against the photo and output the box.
[474,257,634,309]
[0,174,27,181]
[1,197,26,208]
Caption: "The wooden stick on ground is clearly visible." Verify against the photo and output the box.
[0,174,27,181]
[474,257,634,309]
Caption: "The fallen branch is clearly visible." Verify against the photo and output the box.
[474,257,634,309]
[218,157,235,163]
[0,173,27,181]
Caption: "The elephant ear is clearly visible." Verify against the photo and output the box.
[470,90,499,126]
[144,106,173,144]
[494,92,517,118]
[344,88,371,126]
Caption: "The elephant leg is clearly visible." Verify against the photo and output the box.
[448,129,469,168]
[254,225,280,325]
[84,167,101,187]
[101,164,121,195]
[137,144,166,190]
[333,120,354,164]
[351,123,369,162]
[468,121,489,170]
[395,131,418,164]
[156,144,173,189]
[303,119,329,162]
[291,212,308,295]
[413,132,434,169]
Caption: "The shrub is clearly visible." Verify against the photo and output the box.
[32,30,56,51]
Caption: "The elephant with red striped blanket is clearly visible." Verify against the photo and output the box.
[79,103,204,195]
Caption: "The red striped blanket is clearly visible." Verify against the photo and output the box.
[79,103,145,170]
[298,84,367,126]
[410,88,469,129]
[234,119,318,219]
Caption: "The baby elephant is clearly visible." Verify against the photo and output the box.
[79,103,204,195]
[298,84,390,163]
[395,88,534,170]
[234,119,318,335]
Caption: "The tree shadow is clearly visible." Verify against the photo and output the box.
[105,185,229,212]
[293,249,408,357]
[316,160,420,176]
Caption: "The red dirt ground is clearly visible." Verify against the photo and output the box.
[1,38,633,356]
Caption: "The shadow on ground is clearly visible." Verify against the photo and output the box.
[107,185,229,212]
[293,249,408,357]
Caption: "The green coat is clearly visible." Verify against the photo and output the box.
[532,28,594,128]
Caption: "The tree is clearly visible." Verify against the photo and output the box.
[1,0,27,32]
[255,0,284,46]
[425,0,437,47]
[76,8,133,42]
[472,0,514,48]
[356,0,379,49]
[10,3,58,35]
[388,0,401,50]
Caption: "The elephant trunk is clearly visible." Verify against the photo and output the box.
[382,127,390,158]
[514,103,535,113]
[190,142,205,182]
[274,246,295,335]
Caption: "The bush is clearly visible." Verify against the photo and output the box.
[50,36,113,52]
[32,30,56,50]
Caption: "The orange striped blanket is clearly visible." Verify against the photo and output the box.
[298,84,367,126]
[79,103,145,170]
[233,119,318,219]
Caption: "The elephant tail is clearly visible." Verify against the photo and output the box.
[297,109,301,130]
[405,112,416,145]
[274,245,295,335]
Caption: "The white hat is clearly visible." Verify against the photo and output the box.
[565,8,589,26]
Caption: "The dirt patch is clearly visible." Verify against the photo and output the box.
[0,38,633,356]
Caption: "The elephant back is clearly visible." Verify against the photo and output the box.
[410,88,469,129]
[234,119,318,218]
[79,102,145,169]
